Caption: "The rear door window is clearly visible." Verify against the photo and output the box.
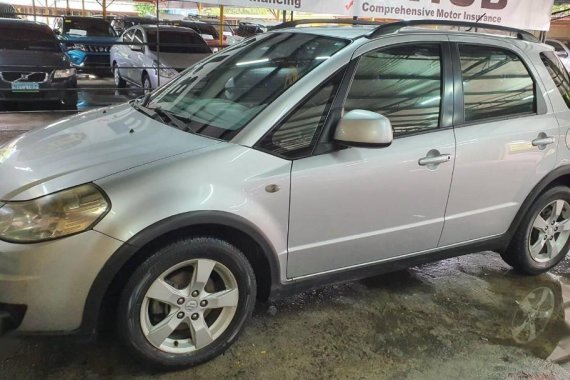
[458,44,536,123]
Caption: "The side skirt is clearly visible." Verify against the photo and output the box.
[268,235,507,301]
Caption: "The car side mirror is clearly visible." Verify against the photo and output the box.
[130,44,143,52]
[557,51,569,59]
[54,29,61,35]
[334,110,393,148]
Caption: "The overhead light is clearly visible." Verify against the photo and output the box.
[236,58,269,66]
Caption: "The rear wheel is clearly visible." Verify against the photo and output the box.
[117,237,256,370]
[503,186,570,274]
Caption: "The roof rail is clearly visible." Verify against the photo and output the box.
[368,19,539,42]
[271,18,385,30]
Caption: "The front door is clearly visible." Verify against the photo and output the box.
[285,41,456,278]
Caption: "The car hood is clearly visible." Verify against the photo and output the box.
[0,50,70,69]
[0,103,221,201]
[150,52,210,71]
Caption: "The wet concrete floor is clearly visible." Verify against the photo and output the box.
[2,253,570,379]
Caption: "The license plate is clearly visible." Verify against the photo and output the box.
[11,82,40,93]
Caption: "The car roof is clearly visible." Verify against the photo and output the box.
[0,18,51,30]
[275,25,544,51]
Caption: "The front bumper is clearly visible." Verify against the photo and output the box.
[0,77,77,103]
[0,230,123,335]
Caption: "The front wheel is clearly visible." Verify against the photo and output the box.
[142,73,152,95]
[113,64,126,89]
[117,237,256,370]
[503,186,570,274]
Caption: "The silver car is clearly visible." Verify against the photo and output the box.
[110,25,211,92]
[546,39,570,72]
[3,19,570,370]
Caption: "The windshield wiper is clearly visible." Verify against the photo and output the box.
[132,98,196,134]
[131,99,156,118]
[153,107,196,134]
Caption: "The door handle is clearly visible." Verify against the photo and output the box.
[418,150,452,168]
[532,135,555,149]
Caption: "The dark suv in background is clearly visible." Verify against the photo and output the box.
[54,16,118,76]
[0,19,77,109]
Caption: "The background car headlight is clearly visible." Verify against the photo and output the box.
[0,184,110,243]
[153,61,176,78]
[53,68,76,79]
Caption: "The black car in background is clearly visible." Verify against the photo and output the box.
[0,19,77,109]
[235,22,267,37]
[162,19,225,49]
[53,16,118,76]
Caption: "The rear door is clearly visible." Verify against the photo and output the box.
[439,37,559,246]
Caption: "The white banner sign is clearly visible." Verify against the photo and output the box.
[201,0,555,31]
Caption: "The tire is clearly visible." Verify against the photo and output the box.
[142,72,152,94]
[61,93,78,111]
[503,186,570,275]
[113,63,126,89]
[117,237,256,370]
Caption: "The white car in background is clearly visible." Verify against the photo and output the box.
[546,39,570,71]
[110,25,211,92]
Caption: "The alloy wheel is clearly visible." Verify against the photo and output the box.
[140,258,239,353]
[528,199,570,263]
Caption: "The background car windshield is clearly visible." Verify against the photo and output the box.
[147,32,349,141]
[147,30,211,54]
[0,28,59,51]
[63,19,116,37]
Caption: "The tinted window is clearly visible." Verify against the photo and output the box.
[147,30,210,54]
[122,29,133,43]
[0,26,60,51]
[459,45,535,123]
[541,51,570,108]
[547,41,564,52]
[63,18,116,37]
[345,44,442,137]
[147,33,348,141]
[132,29,144,46]
[258,70,345,159]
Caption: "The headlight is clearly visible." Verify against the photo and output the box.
[54,68,76,79]
[0,184,110,243]
[153,61,176,78]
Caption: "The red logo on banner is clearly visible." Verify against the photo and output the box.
[346,0,354,11]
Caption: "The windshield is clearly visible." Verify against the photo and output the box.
[0,27,60,51]
[147,30,211,54]
[146,32,349,141]
[63,18,116,37]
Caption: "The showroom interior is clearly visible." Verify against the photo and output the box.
[5,0,570,378]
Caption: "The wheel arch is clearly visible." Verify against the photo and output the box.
[505,165,570,247]
[80,211,281,336]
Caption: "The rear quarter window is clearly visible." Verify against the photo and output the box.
[540,51,570,109]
